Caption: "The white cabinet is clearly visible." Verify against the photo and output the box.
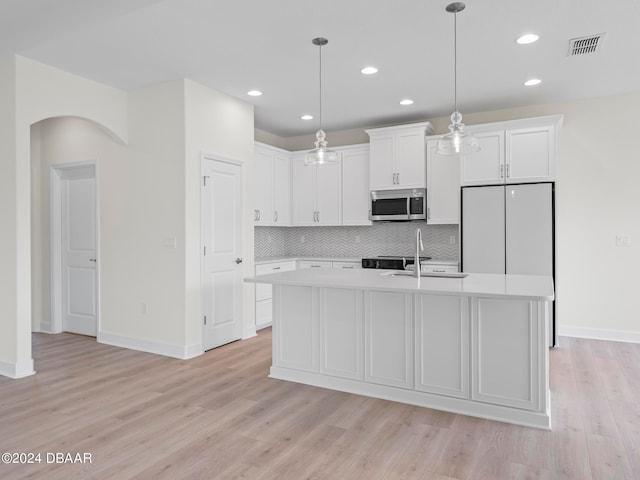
[341,145,371,225]
[460,116,561,186]
[254,142,291,225]
[364,291,414,389]
[291,153,342,226]
[426,138,460,224]
[471,297,546,411]
[298,260,332,269]
[421,263,459,274]
[273,285,318,372]
[255,260,296,329]
[366,122,434,190]
[332,261,361,270]
[319,288,364,380]
[460,131,505,186]
[506,126,555,183]
[415,294,469,399]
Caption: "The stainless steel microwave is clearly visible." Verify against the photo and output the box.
[370,188,427,221]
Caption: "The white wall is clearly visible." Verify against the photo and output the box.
[184,79,255,343]
[0,56,22,377]
[265,92,640,340]
[0,55,128,378]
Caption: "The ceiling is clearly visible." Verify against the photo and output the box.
[2,0,639,137]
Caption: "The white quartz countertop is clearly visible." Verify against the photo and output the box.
[245,267,554,301]
[254,256,458,266]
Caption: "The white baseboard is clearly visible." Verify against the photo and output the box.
[36,321,52,333]
[98,331,202,360]
[559,325,640,344]
[0,358,36,379]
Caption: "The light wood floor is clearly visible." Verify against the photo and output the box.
[1,331,638,480]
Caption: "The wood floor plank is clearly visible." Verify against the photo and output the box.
[1,331,639,479]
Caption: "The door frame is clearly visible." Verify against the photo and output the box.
[49,161,100,335]
[200,152,245,352]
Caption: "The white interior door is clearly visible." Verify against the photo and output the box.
[61,169,97,336]
[202,158,244,351]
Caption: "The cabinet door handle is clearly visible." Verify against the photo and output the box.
[273,266,281,270]
[274,211,278,222]
[342,266,354,269]
[257,209,261,221]
[254,209,258,221]
[500,164,504,178]
[317,211,320,222]
[396,173,400,185]
[433,269,445,273]
[506,164,510,178]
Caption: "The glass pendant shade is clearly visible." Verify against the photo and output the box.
[437,3,480,156]
[305,129,339,166]
[436,111,480,155]
[306,37,338,166]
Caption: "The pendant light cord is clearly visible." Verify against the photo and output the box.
[453,8,458,115]
[318,42,323,132]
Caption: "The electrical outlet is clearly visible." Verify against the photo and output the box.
[449,235,456,245]
[163,237,177,249]
[616,234,631,247]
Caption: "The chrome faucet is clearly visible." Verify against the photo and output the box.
[414,228,424,278]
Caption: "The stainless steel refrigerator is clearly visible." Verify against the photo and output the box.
[461,182,555,346]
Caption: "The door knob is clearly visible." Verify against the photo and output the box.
[235,258,243,264]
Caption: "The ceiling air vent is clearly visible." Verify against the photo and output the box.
[568,33,606,56]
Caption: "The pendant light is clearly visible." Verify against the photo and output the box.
[436,2,480,155]
[305,37,339,166]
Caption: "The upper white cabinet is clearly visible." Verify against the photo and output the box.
[426,138,460,224]
[254,142,291,225]
[460,116,562,186]
[341,144,371,226]
[291,153,342,226]
[366,122,434,190]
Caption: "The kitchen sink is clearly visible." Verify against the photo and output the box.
[380,271,468,279]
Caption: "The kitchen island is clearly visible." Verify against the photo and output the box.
[245,268,554,429]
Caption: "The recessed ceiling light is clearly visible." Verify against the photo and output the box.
[517,33,539,45]
[399,99,414,106]
[523,78,542,86]
[301,114,313,120]
[247,90,262,96]
[361,66,378,75]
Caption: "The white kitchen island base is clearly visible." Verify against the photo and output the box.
[247,269,553,430]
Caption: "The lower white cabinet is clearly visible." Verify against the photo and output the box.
[364,291,414,389]
[332,261,361,270]
[268,283,551,428]
[421,263,459,274]
[319,288,364,380]
[471,298,545,411]
[255,261,296,329]
[298,260,333,269]
[415,294,469,398]
[274,285,318,372]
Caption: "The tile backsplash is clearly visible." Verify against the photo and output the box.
[255,222,459,260]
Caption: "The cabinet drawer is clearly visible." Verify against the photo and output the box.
[255,261,296,301]
[332,261,362,270]
[422,264,458,274]
[298,260,333,269]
